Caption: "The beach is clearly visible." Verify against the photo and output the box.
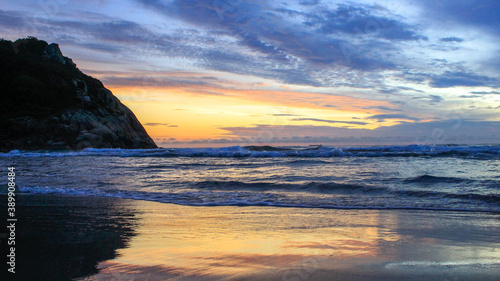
[3,194,499,280]
[3,1,500,280]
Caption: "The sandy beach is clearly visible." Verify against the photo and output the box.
[2,194,499,281]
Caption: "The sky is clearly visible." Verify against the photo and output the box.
[1,0,500,147]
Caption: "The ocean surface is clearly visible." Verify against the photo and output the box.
[1,145,499,213]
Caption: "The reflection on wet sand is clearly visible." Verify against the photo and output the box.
[0,195,139,281]
[3,195,498,280]
[83,201,499,280]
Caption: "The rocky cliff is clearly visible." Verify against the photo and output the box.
[0,37,157,151]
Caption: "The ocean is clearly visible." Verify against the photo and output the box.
[1,145,499,213]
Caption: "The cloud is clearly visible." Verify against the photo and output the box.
[417,0,500,35]
[412,94,444,104]
[307,4,427,41]
[299,0,321,5]
[470,91,500,95]
[214,120,500,145]
[429,71,496,88]
[5,2,492,93]
[100,74,223,88]
[428,95,444,102]
[291,118,368,125]
[439,37,464,43]
[79,42,122,53]
[367,114,420,122]
[272,113,300,117]
[143,123,178,127]
[363,106,403,112]
[134,0,428,85]
[0,10,25,28]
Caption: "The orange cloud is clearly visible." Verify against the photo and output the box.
[101,71,405,142]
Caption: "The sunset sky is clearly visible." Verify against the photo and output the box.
[2,0,500,147]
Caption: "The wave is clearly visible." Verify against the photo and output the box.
[392,189,500,204]
[342,145,500,158]
[190,180,500,204]
[191,180,378,193]
[404,175,476,184]
[1,145,499,158]
[14,185,499,213]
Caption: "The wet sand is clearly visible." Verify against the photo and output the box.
[2,195,499,280]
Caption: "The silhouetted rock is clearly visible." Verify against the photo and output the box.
[43,43,65,64]
[0,37,157,151]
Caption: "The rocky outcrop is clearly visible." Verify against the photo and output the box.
[0,37,157,151]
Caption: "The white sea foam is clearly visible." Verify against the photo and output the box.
[1,145,499,158]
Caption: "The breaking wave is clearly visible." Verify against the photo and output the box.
[1,145,500,158]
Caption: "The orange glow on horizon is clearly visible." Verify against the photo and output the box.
[106,79,417,142]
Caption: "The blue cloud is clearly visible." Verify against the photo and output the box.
[291,118,368,125]
[216,120,500,145]
[0,10,25,28]
[440,37,464,43]
[100,75,224,88]
[363,106,403,112]
[429,71,496,88]
[306,4,427,41]
[470,91,500,95]
[299,0,321,5]
[143,123,178,127]
[367,114,420,122]
[136,0,424,75]
[2,1,499,95]
[417,0,500,34]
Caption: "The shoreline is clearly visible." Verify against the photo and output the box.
[1,194,499,280]
[10,192,500,214]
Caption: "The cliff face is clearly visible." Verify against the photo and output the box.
[0,37,157,151]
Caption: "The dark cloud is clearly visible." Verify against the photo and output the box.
[135,0,427,84]
[367,114,420,122]
[429,71,496,88]
[0,10,174,56]
[377,85,426,95]
[0,10,26,28]
[470,91,500,95]
[428,95,444,103]
[92,20,152,43]
[306,4,426,41]
[272,113,300,116]
[299,0,320,5]
[216,121,500,145]
[2,1,498,96]
[143,123,178,127]
[291,118,368,125]
[37,18,161,45]
[439,37,464,43]
[79,42,122,53]
[100,75,223,88]
[363,106,403,112]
